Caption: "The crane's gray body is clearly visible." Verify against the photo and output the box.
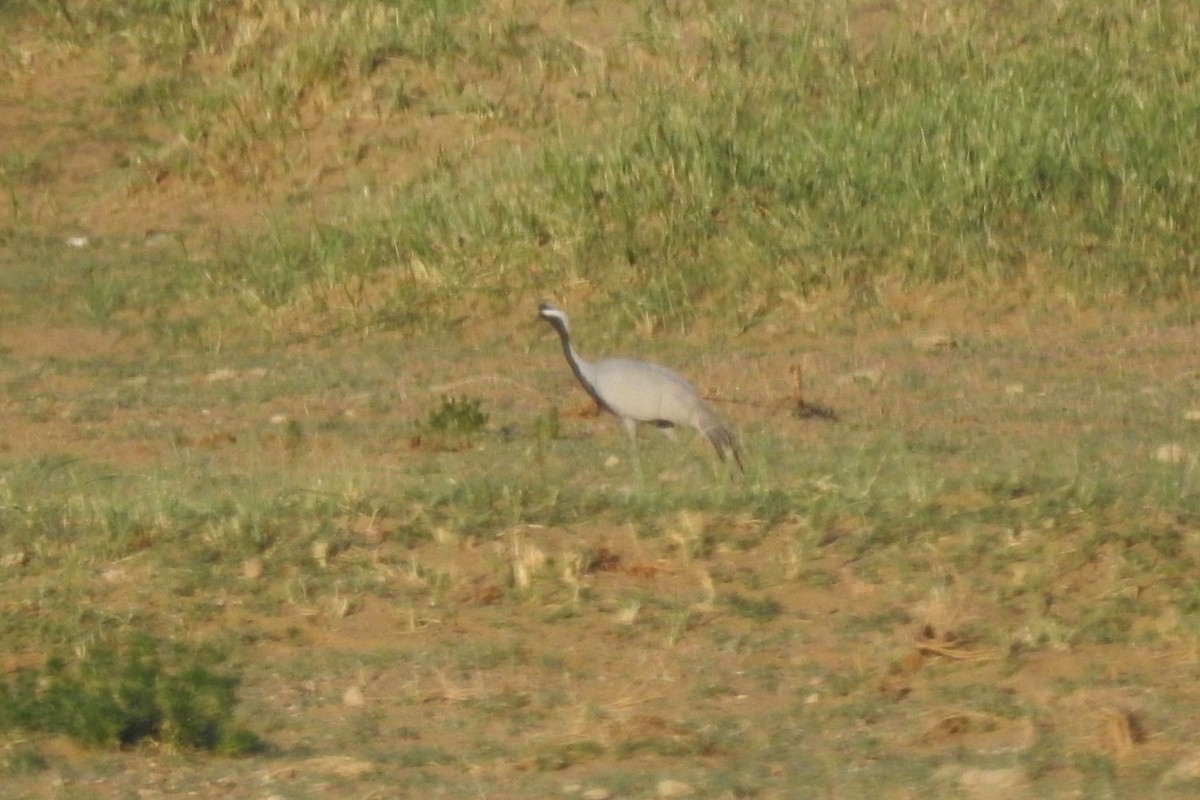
[537,302,743,471]
[589,358,705,431]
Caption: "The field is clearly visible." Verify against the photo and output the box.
[1,1,1198,797]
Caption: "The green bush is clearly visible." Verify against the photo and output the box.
[0,634,262,755]
[427,395,489,436]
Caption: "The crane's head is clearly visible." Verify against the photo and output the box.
[537,301,570,335]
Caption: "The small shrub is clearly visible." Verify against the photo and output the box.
[1,746,48,776]
[725,593,783,622]
[427,395,489,436]
[534,406,561,441]
[0,634,262,755]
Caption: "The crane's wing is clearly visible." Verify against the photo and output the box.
[591,358,743,470]
[589,358,696,424]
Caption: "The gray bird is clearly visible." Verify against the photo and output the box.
[537,301,743,472]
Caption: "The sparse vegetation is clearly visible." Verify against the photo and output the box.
[0,0,1197,797]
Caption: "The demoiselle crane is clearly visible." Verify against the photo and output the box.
[537,301,744,473]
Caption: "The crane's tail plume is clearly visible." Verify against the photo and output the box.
[697,406,744,474]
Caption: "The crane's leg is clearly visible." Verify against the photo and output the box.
[622,418,642,480]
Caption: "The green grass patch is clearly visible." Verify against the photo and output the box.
[725,593,783,623]
[0,633,261,754]
[5,1,1196,337]
[186,0,1200,332]
[425,395,488,436]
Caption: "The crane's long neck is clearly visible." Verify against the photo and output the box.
[552,324,612,414]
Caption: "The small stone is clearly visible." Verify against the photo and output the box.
[1154,443,1187,464]
[343,685,365,707]
[1161,750,1200,785]
[1,551,29,568]
[844,367,883,386]
[581,789,611,800]
[656,779,695,798]
[614,602,640,625]
[957,767,1028,796]
[913,332,957,350]
[328,595,352,618]
[604,454,621,469]
[242,557,264,579]
[311,540,330,567]
[301,755,376,779]
[266,757,378,782]
[143,231,175,248]
[205,368,238,383]
[1184,409,1200,422]
[349,515,387,545]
